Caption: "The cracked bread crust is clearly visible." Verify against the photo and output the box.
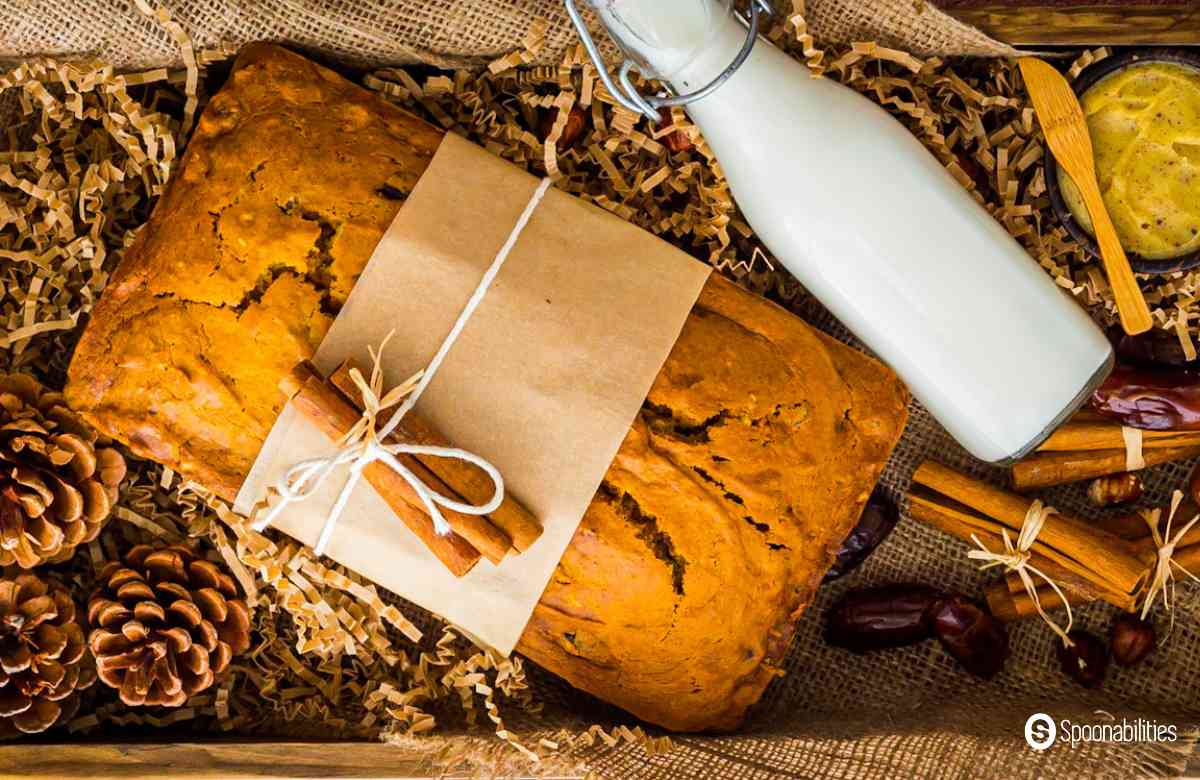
[65,43,444,499]
[516,273,908,731]
[65,44,909,733]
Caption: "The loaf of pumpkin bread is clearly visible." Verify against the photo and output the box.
[66,44,909,732]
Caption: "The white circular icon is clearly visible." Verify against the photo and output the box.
[1025,713,1056,751]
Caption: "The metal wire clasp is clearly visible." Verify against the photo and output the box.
[564,0,772,122]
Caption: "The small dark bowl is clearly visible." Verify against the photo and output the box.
[1044,48,1200,275]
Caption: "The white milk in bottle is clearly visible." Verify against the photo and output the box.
[584,0,1113,463]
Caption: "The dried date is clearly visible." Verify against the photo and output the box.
[827,585,1011,679]
[930,596,1010,679]
[1090,364,1200,430]
[825,583,945,653]
[825,489,900,581]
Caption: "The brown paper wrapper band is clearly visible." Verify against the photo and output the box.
[253,177,553,558]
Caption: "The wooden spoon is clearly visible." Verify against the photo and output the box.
[1019,56,1152,336]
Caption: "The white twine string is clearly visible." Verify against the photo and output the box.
[253,177,554,556]
[968,499,1075,648]
[1122,426,1145,472]
[1139,490,1200,633]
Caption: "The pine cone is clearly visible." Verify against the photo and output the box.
[0,374,126,568]
[0,573,94,736]
[88,545,251,707]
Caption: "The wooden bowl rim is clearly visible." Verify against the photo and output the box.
[1043,47,1200,276]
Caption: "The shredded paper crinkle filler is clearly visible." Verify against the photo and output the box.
[11,2,1200,770]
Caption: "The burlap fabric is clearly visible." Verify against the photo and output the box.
[0,0,1014,70]
[2,2,1197,779]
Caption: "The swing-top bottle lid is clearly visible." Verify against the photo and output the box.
[564,0,772,121]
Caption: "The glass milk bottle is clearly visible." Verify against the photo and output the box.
[571,0,1113,463]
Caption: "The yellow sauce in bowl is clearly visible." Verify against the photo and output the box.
[1060,61,1200,260]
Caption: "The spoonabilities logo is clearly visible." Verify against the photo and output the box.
[1025,713,1057,751]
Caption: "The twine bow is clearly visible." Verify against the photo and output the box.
[1139,490,1200,628]
[968,499,1075,647]
[251,176,554,557]
[252,334,505,556]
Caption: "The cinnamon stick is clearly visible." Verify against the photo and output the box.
[1173,542,1200,577]
[328,360,543,553]
[1091,511,1153,541]
[291,363,514,565]
[907,491,1136,611]
[280,363,482,576]
[911,461,1147,595]
[1037,422,1200,453]
[1132,520,1200,568]
[986,579,1093,622]
[1069,408,1110,424]
[1011,444,1200,491]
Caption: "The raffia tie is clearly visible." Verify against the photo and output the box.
[967,499,1075,647]
[1121,426,1145,472]
[1139,490,1200,626]
[253,177,554,556]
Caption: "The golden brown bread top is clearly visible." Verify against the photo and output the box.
[65,44,910,732]
[518,273,908,731]
[66,43,444,499]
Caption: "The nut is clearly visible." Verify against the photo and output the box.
[1087,472,1143,507]
[657,108,694,153]
[1109,613,1156,667]
[539,105,588,151]
[1056,630,1109,688]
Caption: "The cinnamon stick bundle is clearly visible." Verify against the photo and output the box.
[911,461,1148,596]
[988,499,1200,622]
[989,538,1200,621]
[280,362,483,577]
[907,489,1136,612]
[327,360,542,553]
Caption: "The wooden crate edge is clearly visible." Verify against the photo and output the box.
[0,741,439,780]
[943,3,1200,46]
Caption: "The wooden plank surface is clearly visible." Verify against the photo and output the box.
[942,4,1200,45]
[0,742,443,779]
